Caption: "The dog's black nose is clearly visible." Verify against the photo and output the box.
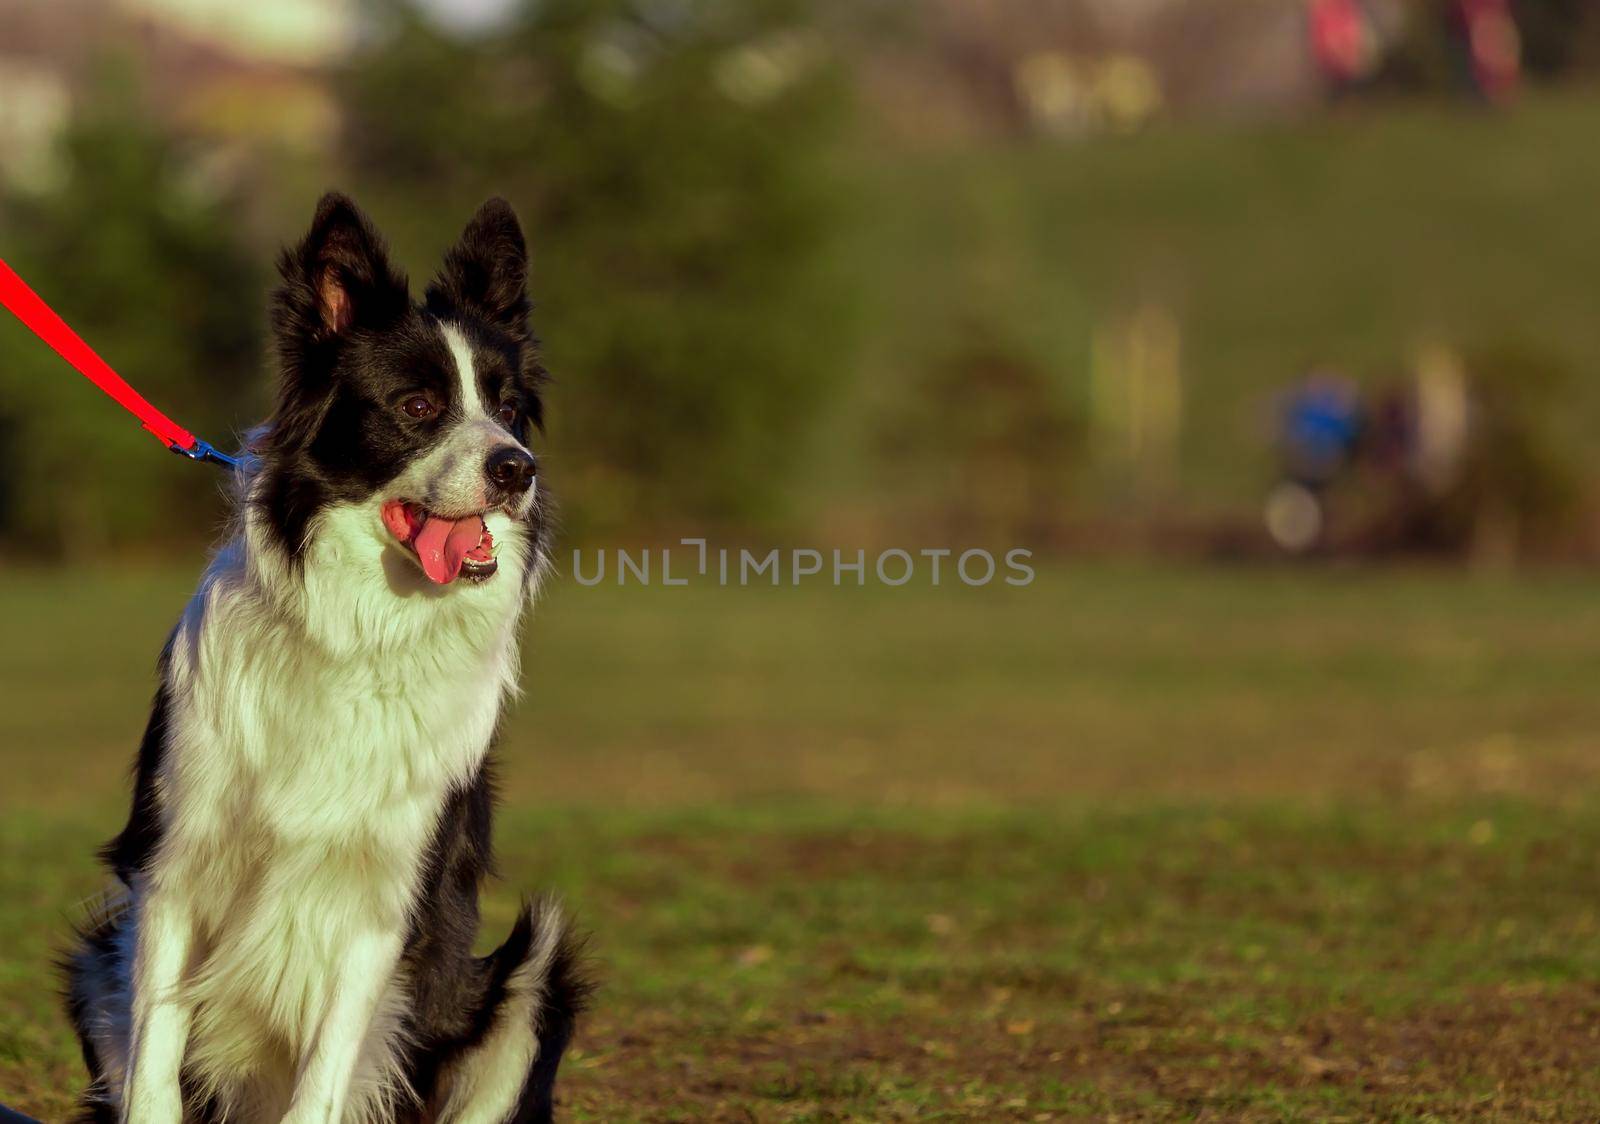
[486,447,537,494]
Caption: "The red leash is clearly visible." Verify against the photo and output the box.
[0,256,237,468]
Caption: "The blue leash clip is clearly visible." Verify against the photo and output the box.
[170,438,240,470]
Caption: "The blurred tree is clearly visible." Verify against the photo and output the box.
[0,61,262,558]
[340,0,855,533]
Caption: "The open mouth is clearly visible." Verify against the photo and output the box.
[381,500,498,585]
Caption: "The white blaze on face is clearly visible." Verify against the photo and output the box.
[442,322,489,421]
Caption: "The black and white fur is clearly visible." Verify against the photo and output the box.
[62,194,589,1123]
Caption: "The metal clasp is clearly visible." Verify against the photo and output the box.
[169,439,240,470]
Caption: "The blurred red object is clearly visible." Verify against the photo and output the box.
[1310,0,1377,86]
[1458,0,1522,101]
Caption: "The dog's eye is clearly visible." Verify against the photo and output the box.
[497,400,518,427]
[402,395,437,420]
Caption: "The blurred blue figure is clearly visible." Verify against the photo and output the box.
[1281,371,1363,488]
[1266,370,1363,552]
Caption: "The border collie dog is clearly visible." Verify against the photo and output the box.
[63,194,588,1123]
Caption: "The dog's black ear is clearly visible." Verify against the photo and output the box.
[426,198,531,339]
[274,192,408,345]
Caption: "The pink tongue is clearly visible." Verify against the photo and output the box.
[412,514,485,584]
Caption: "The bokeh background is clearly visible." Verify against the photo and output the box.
[6,1,1600,1120]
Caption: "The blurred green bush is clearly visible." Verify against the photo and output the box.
[0,63,262,559]
[1449,345,1584,561]
[875,316,1083,544]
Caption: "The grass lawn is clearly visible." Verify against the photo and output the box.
[5,562,1600,1119]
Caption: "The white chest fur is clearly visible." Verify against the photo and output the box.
[140,502,533,1104]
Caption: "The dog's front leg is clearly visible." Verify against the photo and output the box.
[122,888,196,1123]
[281,928,404,1124]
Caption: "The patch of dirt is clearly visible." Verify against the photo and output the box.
[626,830,1026,886]
[559,984,1600,1121]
